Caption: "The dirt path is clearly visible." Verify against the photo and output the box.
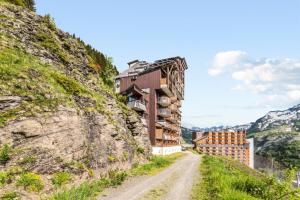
[99,152,200,200]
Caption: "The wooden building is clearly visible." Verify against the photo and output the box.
[115,57,187,155]
[193,130,253,167]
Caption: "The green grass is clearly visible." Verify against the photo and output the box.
[192,155,300,200]
[0,47,108,126]
[48,153,184,199]
[16,172,44,192]
[51,172,72,188]
[0,144,10,164]
[48,170,127,200]
[1,191,19,200]
[130,153,184,176]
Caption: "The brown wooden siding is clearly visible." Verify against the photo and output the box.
[119,70,161,145]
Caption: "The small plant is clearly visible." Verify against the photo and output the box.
[122,152,129,161]
[0,172,9,186]
[51,172,72,187]
[42,14,56,30]
[108,170,128,186]
[87,168,94,178]
[136,147,145,154]
[1,191,18,200]
[107,155,117,162]
[0,144,10,164]
[18,155,36,165]
[17,172,44,192]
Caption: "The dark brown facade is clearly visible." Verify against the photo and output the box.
[116,57,187,148]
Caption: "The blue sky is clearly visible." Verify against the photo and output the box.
[35,0,300,127]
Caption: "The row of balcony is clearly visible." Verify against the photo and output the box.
[156,120,181,132]
[155,128,179,141]
[157,96,182,107]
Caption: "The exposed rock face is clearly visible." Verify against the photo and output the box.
[0,105,151,174]
[0,1,151,191]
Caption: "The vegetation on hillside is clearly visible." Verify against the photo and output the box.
[48,153,184,200]
[0,0,35,11]
[252,126,300,168]
[192,155,300,200]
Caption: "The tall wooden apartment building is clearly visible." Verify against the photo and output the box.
[192,130,254,168]
[115,57,187,155]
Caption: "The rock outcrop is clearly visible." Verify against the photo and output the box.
[0,2,151,198]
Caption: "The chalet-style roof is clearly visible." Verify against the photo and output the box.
[116,57,187,79]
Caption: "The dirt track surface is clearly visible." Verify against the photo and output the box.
[99,152,200,200]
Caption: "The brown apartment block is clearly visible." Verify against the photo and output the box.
[115,57,187,155]
[193,130,253,167]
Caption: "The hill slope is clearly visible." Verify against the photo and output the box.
[0,2,150,198]
[247,104,300,168]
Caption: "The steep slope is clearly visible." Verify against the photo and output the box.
[247,105,300,168]
[0,2,151,198]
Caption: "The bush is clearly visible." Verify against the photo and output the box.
[17,172,44,192]
[51,172,72,187]
[0,144,10,164]
[1,191,18,200]
[108,170,128,186]
[0,172,10,186]
[2,0,35,11]
[136,147,145,154]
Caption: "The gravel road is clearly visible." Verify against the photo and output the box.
[99,152,200,200]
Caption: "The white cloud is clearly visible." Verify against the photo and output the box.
[208,51,247,76]
[208,51,300,106]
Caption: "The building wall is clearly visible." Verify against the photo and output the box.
[118,70,161,145]
[194,131,252,167]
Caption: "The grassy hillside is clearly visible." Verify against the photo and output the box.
[252,126,300,168]
[0,2,151,199]
[192,155,300,200]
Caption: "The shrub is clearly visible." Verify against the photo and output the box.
[51,172,72,187]
[1,0,35,11]
[1,191,18,200]
[136,147,145,154]
[17,172,44,192]
[108,170,128,186]
[107,155,117,162]
[0,172,10,186]
[0,144,10,164]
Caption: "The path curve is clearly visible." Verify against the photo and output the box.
[99,152,200,200]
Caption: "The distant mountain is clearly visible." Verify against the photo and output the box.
[181,127,193,144]
[248,104,300,168]
[248,104,300,133]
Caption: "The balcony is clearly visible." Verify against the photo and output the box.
[160,78,174,97]
[155,128,163,139]
[156,120,171,130]
[170,104,177,112]
[170,96,177,103]
[157,96,171,107]
[127,100,147,112]
[157,108,171,117]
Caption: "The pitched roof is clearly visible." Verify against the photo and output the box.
[116,57,187,79]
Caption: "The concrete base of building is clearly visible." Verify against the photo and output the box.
[152,146,182,155]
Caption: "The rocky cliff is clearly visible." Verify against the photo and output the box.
[0,2,151,198]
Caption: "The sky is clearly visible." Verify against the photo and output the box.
[35,0,300,128]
